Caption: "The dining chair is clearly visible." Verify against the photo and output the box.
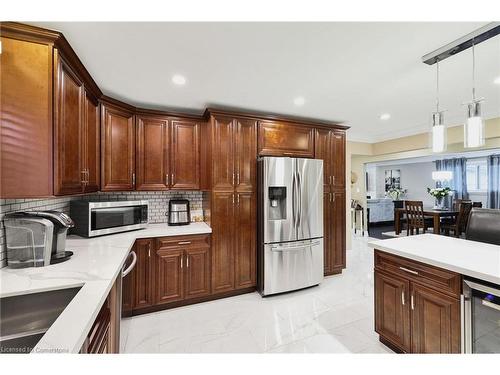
[405,200,432,236]
[441,202,473,237]
[472,202,483,208]
[452,199,472,211]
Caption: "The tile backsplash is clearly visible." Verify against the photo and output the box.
[0,191,205,268]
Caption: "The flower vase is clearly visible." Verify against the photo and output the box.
[434,196,444,210]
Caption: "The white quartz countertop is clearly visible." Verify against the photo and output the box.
[0,222,211,353]
[368,234,500,285]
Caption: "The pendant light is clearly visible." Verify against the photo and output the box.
[464,40,485,148]
[431,59,446,153]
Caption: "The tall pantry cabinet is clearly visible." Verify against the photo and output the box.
[201,112,258,294]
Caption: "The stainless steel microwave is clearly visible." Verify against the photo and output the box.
[70,201,148,237]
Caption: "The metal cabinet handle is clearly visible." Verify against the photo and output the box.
[332,193,335,203]
[232,173,235,186]
[178,241,191,245]
[399,266,419,276]
[237,172,240,186]
[171,173,174,184]
[81,170,86,185]
[148,243,151,257]
[329,193,332,202]
[122,251,137,277]
[411,293,415,310]
[401,291,405,305]
[283,152,294,156]
[237,193,240,205]
[166,173,169,186]
[332,176,336,185]
[180,256,183,268]
[132,173,136,186]
[232,193,235,204]
[186,255,189,268]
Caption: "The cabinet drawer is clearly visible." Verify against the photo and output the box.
[157,234,210,249]
[374,250,461,298]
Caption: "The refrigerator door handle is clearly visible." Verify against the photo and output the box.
[297,171,302,229]
[291,170,296,230]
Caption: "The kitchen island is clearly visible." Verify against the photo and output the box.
[0,223,211,354]
[368,234,500,353]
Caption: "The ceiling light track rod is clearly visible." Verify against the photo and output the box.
[422,22,500,65]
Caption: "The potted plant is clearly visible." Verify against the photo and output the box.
[427,187,453,209]
[387,187,407,209]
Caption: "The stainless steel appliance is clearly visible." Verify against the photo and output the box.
[70,200,148,237]
[3,211,74,268]
[257,156,324,296]
[167,199,190,226]
[462,279,500,353]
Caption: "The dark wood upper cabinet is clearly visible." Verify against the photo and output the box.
[258,120,314,158]
[184,246,211,299]
[170,120,200,190]
[101,103,135,191]
[0,33,53,198]
[411,283,460,353]
[54,57,85,195]
[375,270,411,352]
[315,129,333,193]
[136,115,169,191]
[211,115,235,191]
[155,246,184,305]
[331,131,346,189]
[211,191,235,294]
[134,239,154,309]
[234,119,257,192]
[83,91,100,193]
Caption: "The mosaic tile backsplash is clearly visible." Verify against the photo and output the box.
[0,191,205,268]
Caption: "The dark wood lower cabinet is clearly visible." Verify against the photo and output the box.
[155,247,184,305]
[324,191,346,275]
[375,270,411,352]
[134,239,154,309]
[184,246,211,299]
[374,250,461,354]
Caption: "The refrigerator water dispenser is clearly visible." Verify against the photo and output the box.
[268,186,287,220]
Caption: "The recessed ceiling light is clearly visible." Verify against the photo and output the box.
[494,76,500,85]
[379,113,391,120]
[293,96,305,106]
[172,74,186,86]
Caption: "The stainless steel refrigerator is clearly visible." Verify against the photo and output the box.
[257,156,324,296]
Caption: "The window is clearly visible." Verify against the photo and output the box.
[466,159,488,192]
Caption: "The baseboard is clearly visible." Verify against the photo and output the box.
[127,287,256,317]
[379,336,405,353]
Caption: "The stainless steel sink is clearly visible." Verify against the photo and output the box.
[0,287,81,354]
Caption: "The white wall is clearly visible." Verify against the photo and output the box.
[374,161,436,206]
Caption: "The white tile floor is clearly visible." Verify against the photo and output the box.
[121,234,393,353]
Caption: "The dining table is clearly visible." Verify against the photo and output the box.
[394,207,459,235]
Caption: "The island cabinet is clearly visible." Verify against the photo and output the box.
[257,120,314,158]
[201,112,258,296]
[135,114,201,191]
[374,250,462,353]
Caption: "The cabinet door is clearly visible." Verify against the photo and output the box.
[54,58,84,195]
[258,120,314,158]
[155,247,184,305]
[136,116,169,190]
[170,120,200,190]
[184,246,211,299]
[235,118,257,192]
[323,192,333,275]
[121,250,136,317]
[83,91,100,193]
[212,115,235,191]
[101,104,135,191]
[211,192,235,293]
[0,37,53,198]
[315,129,332,193]
[134,239,154,309]
[331,131,345,189]
[331,192,346,271]
[234,192,256,289]
[411,283,461,353]
[375,270,411,352]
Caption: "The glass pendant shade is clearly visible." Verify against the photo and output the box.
[431,111,446,153]
[464,101,485,148]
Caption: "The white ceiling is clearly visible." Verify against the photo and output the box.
[32,22,500,142]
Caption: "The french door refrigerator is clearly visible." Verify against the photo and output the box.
[257,156,324,296]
